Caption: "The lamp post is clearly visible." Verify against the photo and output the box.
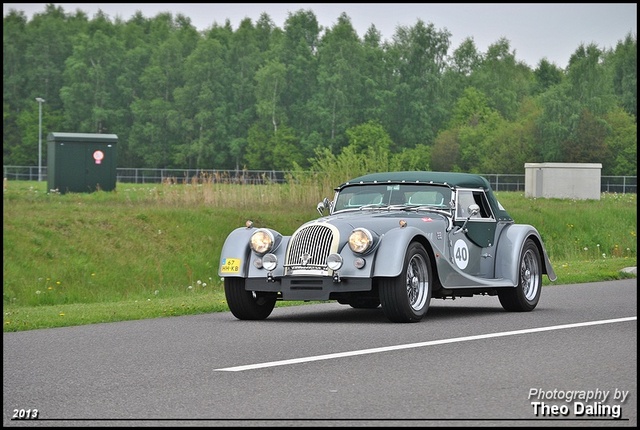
[35,97,45,181]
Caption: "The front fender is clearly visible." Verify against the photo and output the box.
[494,224,557,284]
[218,226,284,278]
[372,226,428,278]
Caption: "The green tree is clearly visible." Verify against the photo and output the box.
[562,109,611,164]
[480,98,542,173]
[386,20,451,149]
[603,107,637,176]
[470,37,534,120]
[127,13,198,168]
[59,29,126,133]
[610,32,637,120]
[173,36,228,168]
[303,120,394,184]
[225,18,261,162]
[430,129,459,172]
[278,9,321,135]
[3,10,30,164]
[314,12,365,152]
[255,60,287,133]
[244,123,302,170]
[360,25,393,125]
[566,43,616,115]
[533,58,564,94]
[442,87,504,172]
[443,37,482,109]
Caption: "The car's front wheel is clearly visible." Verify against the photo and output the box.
[498,238,542,312]
[224,278,277,320]
[379,242,432,322]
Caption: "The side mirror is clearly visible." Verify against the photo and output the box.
[468,204,480,218]
[317,197,331,216]
[453,204,481,235]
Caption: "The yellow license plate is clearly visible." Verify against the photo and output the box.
[220,258,241,274]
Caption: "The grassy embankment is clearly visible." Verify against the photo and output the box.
[3,177,636,332]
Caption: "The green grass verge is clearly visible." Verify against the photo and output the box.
[3,180,636,332]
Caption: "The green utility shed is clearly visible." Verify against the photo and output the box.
[47,132,118,194]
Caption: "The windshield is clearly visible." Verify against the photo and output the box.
[333,184,452,212]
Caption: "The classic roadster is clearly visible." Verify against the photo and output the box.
[218,171,557,323]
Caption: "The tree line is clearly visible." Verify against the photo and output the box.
[3,4,637,176]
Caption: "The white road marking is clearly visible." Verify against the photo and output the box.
[214,317,636,372]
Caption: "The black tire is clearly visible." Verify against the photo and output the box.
[498,239,542,312]
[224,277,276,320]
[379,242,432,323]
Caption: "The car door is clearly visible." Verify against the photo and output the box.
[449,188,497,278]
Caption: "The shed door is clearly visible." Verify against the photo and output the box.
[85,143,115,191]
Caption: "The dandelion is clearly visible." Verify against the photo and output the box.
[197,280,202,285]
[583,247,588,251]
[154,290,159,295]
[202,283,207,287]
[35,290,41,295]
[188,285,193,290]
[59,313,65,317]
[602,253,606,258]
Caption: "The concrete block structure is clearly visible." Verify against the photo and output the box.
[524,163,602,200]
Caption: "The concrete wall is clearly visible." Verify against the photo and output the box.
[524,163,602,200]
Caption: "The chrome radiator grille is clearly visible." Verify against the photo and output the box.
[285,224,335,273]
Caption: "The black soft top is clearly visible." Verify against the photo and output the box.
[338,171,512,221]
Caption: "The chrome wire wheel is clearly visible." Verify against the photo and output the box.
[379,242,432,323]
[498,238,542,312]
[521,247,541,301]
[407,253,429,311]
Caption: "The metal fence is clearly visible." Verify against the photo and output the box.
[3,165,637,194]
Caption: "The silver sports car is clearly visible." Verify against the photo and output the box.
[219,171,557,323]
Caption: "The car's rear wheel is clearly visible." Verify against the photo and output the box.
[379,242,432,322]
[224,277,277,320]
[498,239,542,312]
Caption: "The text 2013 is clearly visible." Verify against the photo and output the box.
[12,409,39,420]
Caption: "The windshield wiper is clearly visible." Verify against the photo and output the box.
[359,204,388,210]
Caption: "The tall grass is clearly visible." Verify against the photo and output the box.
[3,177,636,331]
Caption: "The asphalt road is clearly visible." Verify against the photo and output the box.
[3,279,637,427]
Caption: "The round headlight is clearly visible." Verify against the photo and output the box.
[262,253,278,271]
[250,229,274,254]
[348,228,373,254]
[326,253,343,271]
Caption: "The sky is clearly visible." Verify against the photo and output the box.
[3,3,637,68]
